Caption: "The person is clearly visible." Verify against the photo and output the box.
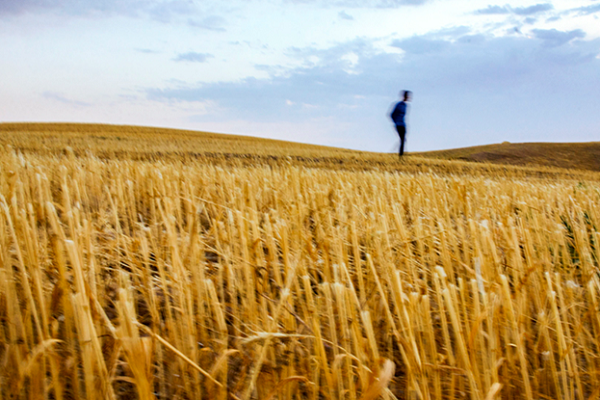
[390,90,411,157]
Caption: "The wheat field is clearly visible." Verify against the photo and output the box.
[1,123,600,400]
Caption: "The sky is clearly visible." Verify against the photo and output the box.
[1,0,599,152]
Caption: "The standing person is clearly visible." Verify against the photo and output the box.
[390,90,411,157]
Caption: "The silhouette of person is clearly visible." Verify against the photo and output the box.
[390,90,411,157]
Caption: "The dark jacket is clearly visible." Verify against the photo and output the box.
[390,101,408,126]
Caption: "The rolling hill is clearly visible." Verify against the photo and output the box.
[418,141,600,172]
[1,123,599,175]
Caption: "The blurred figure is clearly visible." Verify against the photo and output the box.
[390,90,411,157]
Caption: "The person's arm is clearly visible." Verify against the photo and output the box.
[390,103,399,121]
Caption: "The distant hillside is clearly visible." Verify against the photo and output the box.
[2,123,599,178]
[418,142,600,172]
[0,122,360,159]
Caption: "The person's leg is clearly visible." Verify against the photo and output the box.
[396,125,406,156]
[400,132,405,156]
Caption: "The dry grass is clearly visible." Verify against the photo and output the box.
[419,141,600,172]
[0,122,361,159]
[1,123,600,399]
[2,123,598,181]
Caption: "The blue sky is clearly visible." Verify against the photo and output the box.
[1,0,599,151]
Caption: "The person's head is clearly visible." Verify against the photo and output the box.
[401,90,412,102]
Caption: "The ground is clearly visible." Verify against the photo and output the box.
[1,123,599,400]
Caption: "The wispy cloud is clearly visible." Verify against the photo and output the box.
[136,48,161,54]
[391,36,450,54]
[390,26,471,54]
[474,3,554,16]
[43,91,91,107]
[568,4,600,16]
[188,16,227,31]
[0,0,226,28]
[173,52,214,62]
[338,10,354,20]
[474,5,511,15]
[1,0,431,19]
[285,0,430,8]
[531,28,586,47]
[1,0,148,17]
[513,4,554,16]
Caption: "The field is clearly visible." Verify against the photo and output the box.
[1,123,600,400]
[419,142,600,172]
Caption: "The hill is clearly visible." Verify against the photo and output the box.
[0,122,361,159]
[2,123,598,181]
[418,141,600,172]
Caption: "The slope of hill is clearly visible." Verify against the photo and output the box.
[418,141,600,172]
[0,122,361,159]
[2,123,599,181]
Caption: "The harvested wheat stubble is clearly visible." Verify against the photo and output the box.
[1,127,600,400]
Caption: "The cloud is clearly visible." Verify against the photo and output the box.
[188,16,227,31]
[0,0,222,26]
[390,26,471,54]
[2,0,432,18]
[148,38,393,120]
[0,0,148,17]
[43,91,91,107]
[370,0,428,5]
[569,4,600,16]
[146,0,198,22]
[474,3,553,16]
[0,0,37,15]
[286,0,429,8]
[145,29,600,150]
[391,36,450,54]
[474,5,511,15]
[338,10,354,20]
[457,34,486,44]
[513,4,553,15]
[136,48,161,54]
[531,29,586,47]
[173,52,214,62]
